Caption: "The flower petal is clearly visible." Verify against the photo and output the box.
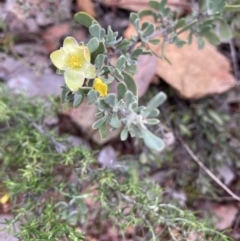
[50,48,69,70]
[74,45,91,62]
[83,46,91,62]
[81,62,96,79]
[63,37,79,53]
[93,78,108,97]
[64,69,84,91]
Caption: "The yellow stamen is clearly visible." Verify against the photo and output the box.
[69,55,82,68]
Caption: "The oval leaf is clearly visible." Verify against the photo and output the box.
[117,82,127,101]
[116,55,126,70]
[122,71,138,96]
[120,126,128,141]
[87,37,99,53]
[74,12,97,28]
[91,42,106,64]
[92,115,107,130]
[142,130,165,151]
[99,121,107,139]
[73,94,83,108]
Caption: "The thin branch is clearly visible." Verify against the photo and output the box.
[229,39,239,81]
[19,112,67,153]
[168,227,178,241]
[179,137,240,202]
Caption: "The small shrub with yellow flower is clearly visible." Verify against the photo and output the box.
[1,1,238,240]
[50,0,235,151]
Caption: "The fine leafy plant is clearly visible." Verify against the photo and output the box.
[1,0,240,240]
[0,85,231,240]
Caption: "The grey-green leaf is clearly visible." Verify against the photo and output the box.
[99,121,107,139]
[117,39,132,52]
[122,71,138,96]
[149,0,161,10]
[117,82,127,101]
[74,12,97,28]
[138,9,155,18]
[116,55,126,70]
[92,115,107,130]
[177,20,197,35]
[87,89,99,104]
[143,92,166,117]
[142,130,165,151]
[120,126,128,141]
[142,23,155,37]
[95,54,106,70]
[89,24,101,38]
[147,92,167,110]
[146,108,160,118]
[73,94,83,108]
[104,94,116,107]
[218,20,232,41]
[77,87,92,96]
[203,31,220,45]
[124,91,135,107]
[61,87,71,103]
[110,112,122,129]
[114,68,124,80]
[131,48,143,59]
[149,38,160,45]
[134,18,140,31]
[91,42,106,63]
[175,18,186,29]
[224,4,240,12]
[145,118,160,125]
[130,13,139,25]
[87,37,99,53]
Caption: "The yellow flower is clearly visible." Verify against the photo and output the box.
[93,78,108,97]
[50,37,96,91]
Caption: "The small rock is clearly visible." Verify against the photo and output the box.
[217,165,235,186]
[98,145,117,167]
[0,215,18,241]
[67,135,90,149]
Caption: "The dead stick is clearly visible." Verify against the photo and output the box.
[180,138,240,202]
[229,39,239,81]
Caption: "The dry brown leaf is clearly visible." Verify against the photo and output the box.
[208,203,238,230]
[41,23,87,54]
[103,0,149,12]
[41,24,70,54]
[155,34,237,98]
[77,0,95,17]
[103,0,189,13]
[124,17,237,99]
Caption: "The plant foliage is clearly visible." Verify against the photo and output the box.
[0,85,231,240]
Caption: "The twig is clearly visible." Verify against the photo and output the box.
[179,137,240,202]
[168,227,178,241]
[19,112,67,153]
[229,39,239,81]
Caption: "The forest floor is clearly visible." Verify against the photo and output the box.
[0,0,240,240]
